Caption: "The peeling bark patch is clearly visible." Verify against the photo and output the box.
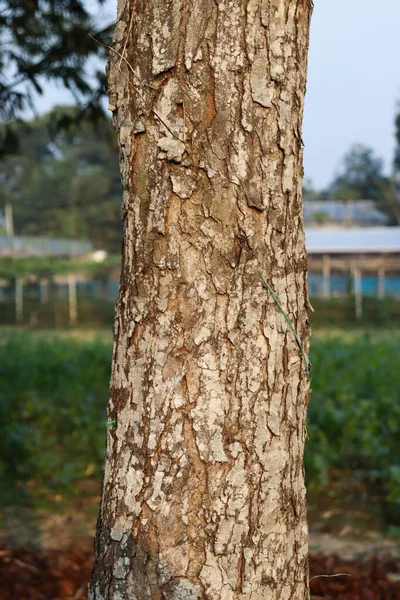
[184,0,213,71]
[162,577,202,599]
[151,0,182,76]
[157,137,186,162]
[250,56,274,108]
[170,168,197,199]
[154,78,185,138]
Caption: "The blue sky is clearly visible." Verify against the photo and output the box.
[303,0,400,188]
[36,0,400,190]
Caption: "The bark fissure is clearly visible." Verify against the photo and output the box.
[90,0,313,598]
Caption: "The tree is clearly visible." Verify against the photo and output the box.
[0,0,112,154]
[329,143,389,202]
[329,143,400,223]
[90,1,313,599]
[391,108,400,222]
[302,177,327,202]
[0,106,122,251]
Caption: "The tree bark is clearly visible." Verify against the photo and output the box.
[90,1,313,598]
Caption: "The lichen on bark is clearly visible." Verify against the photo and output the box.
[90,0,313,598]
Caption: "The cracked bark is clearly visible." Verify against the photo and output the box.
[90,0,313,598]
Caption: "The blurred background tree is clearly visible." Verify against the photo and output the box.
[0,0,112,155]
[328,144,388,202]
[302,177,324,202]
[391,108,400,222]
[0,0,121,250]
[304,141,400,225]
[0,106,122,251]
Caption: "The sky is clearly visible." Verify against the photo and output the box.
[35,0,400,190]
[303,0,400,188]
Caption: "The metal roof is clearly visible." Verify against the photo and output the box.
[305,227,400,254]
[0,236,92,258]
[303,200,388,225]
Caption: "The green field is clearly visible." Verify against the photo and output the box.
[1,328,400,527]
[0,330,112,507]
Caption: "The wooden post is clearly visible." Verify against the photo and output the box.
[15,277,23,324]
[68,273,77,326]
[343,200,350,227]
[378,267,385,299]
[39,278,49,304]
[5,203,14,237]
[322,254,330,298]
[353,267,363,320]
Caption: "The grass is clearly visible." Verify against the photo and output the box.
[1,326,400,527]
[307,330,400,525]
[0,326,113,343]
[0,330,112,507]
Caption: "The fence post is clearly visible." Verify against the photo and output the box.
[322,254,330,298]
[15,277,23,323]
[39,278,50,304]
[378,267,385,299]
[68,273,78,326]
[353,267,363,320]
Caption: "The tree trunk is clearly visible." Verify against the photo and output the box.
[90,1,313,599]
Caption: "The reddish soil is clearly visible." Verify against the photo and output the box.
[1,541,400,599]
[309,553,400,599]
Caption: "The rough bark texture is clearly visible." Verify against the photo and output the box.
[90,1,313,598]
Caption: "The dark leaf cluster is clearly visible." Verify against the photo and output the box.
[0,0,113,154]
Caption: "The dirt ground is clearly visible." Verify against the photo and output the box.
[1,512,400,600]
[1,484,400,599]
[1,538,400,599]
